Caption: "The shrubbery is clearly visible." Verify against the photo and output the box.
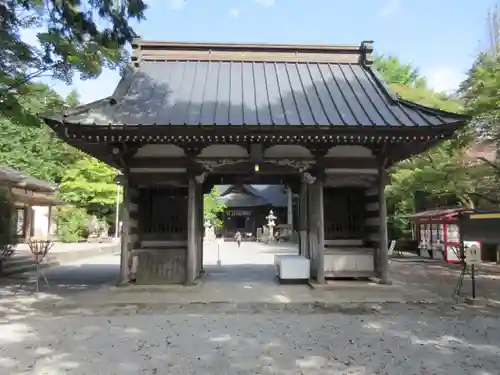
[55,205,89,243]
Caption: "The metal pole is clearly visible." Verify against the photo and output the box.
[471,264,476,299]
[217,243,221,266]
[114,184,120,239]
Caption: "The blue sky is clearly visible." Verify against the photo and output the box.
[41,0,498,104]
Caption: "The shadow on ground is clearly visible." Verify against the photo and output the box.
[390,254,500,302]
[0,254,120,296]
[1,303,500,374]
[204,263,279,284]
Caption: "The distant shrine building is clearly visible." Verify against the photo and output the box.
[43,40,467,285]
[217,184,293,239]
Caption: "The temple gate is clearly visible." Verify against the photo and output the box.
[43,40,467,285]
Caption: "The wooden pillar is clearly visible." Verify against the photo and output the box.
[306,172,325,283]
[307,180,318,279]
[128,186,140,281]
[197,183,204,274]
[186,174,197,284]
[287,186,293,231]
[47,205,52,238]
[119,173,130,285]
[24,205,32,242]
[298,181,308,257]
[377,167,391,284]
[316,178,325,284]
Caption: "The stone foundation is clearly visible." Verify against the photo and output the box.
[135,248,187,284]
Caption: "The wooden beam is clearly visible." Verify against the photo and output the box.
[204,173,302,186]
[129,173,188,186]
[128,157,379,170]
[63,122,458,139]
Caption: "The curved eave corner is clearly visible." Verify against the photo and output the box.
[39,96,116,129]
[366,65,470,128]
[398,98,470,124]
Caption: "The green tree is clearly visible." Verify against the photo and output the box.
[374,55,427,88]
[373,55,477,238]
[204,187,225,228]
[1,0,147,124]
[58,156,118,216]
[460,4,500,132]
[0,83,80,182]
[55,204,89,243]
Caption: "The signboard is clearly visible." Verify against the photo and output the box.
[226,210,251,217]
[465,244,481,265]
[216,237,224,245]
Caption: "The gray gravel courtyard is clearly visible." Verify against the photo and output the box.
[1,304,499,375]
[2,242,500,374]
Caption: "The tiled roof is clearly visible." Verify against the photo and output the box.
[0,165,57,192]
[407,208,462,220]
[218,184,287,208]
[45,41,466,128]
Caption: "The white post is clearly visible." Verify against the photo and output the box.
[114,183,121,239]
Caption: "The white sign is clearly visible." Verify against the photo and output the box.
[466,245,481,265]
[216,238,224,245]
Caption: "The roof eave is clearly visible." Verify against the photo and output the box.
[398,99,470,122]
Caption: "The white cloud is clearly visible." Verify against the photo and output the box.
[229,8,240,18]
[255,0,275,8]
[378,0,400,18]
[425,66,465,94]
[169,0,186,10]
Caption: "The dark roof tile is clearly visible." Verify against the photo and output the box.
[50,58,465,128]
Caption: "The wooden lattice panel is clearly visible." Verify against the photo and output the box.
[323,187,365,240]
[139,187,188,240]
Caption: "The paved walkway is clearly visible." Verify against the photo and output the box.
[3,242,500,316]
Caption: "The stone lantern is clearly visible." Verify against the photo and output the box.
[204,218,215,241]
[266,210,277,243]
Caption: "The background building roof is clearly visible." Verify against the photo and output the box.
[0,166,57,193]
[218,184,288,208]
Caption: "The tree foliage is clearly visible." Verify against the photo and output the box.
[1,0,147,124]
[204,187,226,228]
[59,156,118,213]
[460,52,500,138]
[374,55,427,89]
[0,83,80,182]
[55,204,89,243]
[374,55,477,238]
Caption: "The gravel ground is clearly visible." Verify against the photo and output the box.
[1,304,499,375]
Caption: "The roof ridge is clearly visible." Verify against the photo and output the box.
[132,39,368,52]
[131,39,374,66]
[363,65,399,103]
